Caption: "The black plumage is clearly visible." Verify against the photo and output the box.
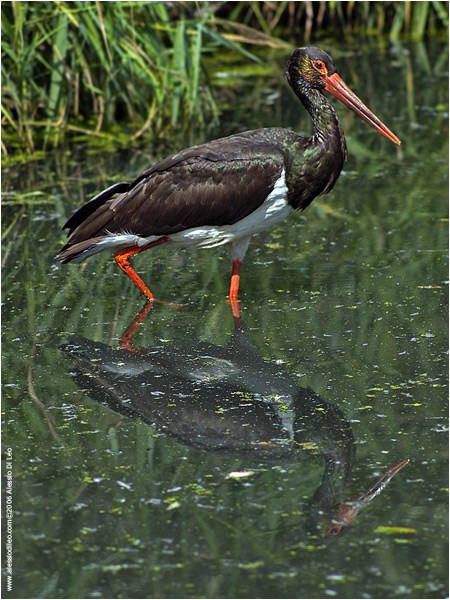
[57,47,400,300]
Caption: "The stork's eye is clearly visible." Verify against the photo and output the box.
[312,60,327,74]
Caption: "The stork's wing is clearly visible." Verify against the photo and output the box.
[61,134,285,249]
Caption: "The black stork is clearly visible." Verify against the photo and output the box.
[57,46,400,302]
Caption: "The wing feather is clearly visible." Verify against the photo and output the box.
[62,134,285,248]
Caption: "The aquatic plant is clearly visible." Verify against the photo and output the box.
[1,1,448,154]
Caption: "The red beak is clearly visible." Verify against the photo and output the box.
[323,72,401,146]
[326,459,409,538]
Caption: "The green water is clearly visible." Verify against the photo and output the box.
[2,41,448,599]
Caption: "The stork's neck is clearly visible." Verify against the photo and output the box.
[294,78,347,157]
[278,71,348,211]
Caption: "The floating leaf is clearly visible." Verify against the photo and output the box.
[374,526,417,534]
[226,470,255,479]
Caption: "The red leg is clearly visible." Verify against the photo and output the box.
[228,259,241,301]
[229,297,242,326]
[119,301,154,351]
[114,237,168,300]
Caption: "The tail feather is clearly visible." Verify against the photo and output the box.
[57,232,149,264]
[63,182,130,234]
[57,182,131,264]
[57,237,107,264]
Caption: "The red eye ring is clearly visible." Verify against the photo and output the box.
[313,60,327,73]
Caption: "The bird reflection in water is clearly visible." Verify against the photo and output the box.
[62,300,408,541]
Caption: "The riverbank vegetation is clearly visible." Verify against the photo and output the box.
[2,1,448,155]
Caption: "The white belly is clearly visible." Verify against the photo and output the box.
[168,170,291,250]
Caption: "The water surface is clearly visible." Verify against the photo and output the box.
[2,40,448,599]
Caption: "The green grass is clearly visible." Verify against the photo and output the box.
[1,1,448,156]
[0,1,281,155]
